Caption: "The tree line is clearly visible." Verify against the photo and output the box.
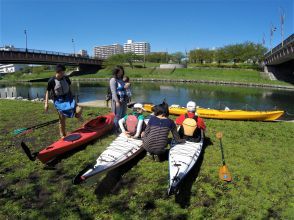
[104,41,267,68]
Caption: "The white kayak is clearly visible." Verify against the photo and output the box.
[168,131,204,195]
[73,133,144,184]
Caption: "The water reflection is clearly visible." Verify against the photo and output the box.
[0,81,293,119]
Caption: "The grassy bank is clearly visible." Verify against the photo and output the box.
[0,99,293,219]
[1,66,291,86]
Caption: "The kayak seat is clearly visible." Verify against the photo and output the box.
[63,133,82,142]
[84,117,107,129]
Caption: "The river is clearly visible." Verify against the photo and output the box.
[1,81,293,120]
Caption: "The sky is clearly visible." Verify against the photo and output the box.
[0,0,293,56]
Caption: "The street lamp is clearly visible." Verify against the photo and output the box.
[24,29,28,52]
[72,38,76,56]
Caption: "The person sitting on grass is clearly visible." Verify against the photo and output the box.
[118,103,146,139]
[175,101,206,142]
[142,101,185,161]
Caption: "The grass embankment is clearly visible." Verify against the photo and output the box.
[0,100,293,219]
[1,66,291,86]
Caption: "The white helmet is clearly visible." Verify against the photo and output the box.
[133,103,146,111]
[186,101,197,113]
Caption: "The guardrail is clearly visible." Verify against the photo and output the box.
[265,34,294,57]
[0,47,98,60]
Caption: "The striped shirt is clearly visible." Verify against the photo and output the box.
[142,116,183,154]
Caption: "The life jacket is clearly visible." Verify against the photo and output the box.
[126,114,139,135]
[116,80,126,100]
[182,114,198,137]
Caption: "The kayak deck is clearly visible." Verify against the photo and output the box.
[75,134,144,183]
[143,104,284,121]
[168,137,203,195]
[37,113,115,164]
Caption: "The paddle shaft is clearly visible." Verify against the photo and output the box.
[219,138,226,166]
[26,119,59,130]
[14,119,59,134]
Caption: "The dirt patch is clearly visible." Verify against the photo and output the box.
[109,200,130,212]
[266,208,280,219]
[202,198,215,207]
[23,185,51,209]
[143,201,156,210]
[243,175,252,189]
[28,172,39,183]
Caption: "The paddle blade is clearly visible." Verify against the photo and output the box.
[216,132,223,139]
[12,128,27,135]
[219,165,232,182]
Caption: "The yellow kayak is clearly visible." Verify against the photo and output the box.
[143,104,284,121]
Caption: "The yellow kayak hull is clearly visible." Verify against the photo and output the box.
[143,104,284,121]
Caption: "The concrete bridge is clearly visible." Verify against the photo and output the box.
[264,34,294,84]
[0,48,103,76]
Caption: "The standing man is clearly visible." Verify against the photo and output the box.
[44,64,82,138]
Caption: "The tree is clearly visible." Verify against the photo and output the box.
[170,52,185,64]
[145,52,169,63]
[105,53,141,69]
[189,49,213,64]
[214,42,267,64]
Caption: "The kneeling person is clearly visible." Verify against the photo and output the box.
[118,103,145,138]
[175,101,206,142]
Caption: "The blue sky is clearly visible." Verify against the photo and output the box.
[0,0,293,55]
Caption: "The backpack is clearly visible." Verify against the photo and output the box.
[182,114,198,137]
[126,115,139,135]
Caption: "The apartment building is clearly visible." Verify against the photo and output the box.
[78,49,88,57]
[93,44,123,59]
[123,40,150,55]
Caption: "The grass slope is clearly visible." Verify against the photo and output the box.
[1,66,291,86]
[0,100,293,219]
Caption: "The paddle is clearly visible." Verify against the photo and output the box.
[21,142,38,161]
[12,119,59,135]
[216,132,232,182]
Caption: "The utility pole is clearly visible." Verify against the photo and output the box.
[24,29,28,52]
[72,38,76,56]
[280,8,285,47]
[270,23,276,53]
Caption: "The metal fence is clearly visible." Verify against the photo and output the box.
[265,34,294,57]
[0,47,98,60]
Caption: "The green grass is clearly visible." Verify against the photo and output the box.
[1,66,292,86]
[74,67,291,86]
[0,99,293,219]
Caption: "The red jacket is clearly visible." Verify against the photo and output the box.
[175,112,206,131]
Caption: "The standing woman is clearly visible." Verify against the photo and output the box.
[110,65,127,132]
[44,64,81,138]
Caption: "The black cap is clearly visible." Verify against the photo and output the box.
[55,64,66,73]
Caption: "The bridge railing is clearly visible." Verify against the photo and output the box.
[0,47,98,60]
[265,33,294,57]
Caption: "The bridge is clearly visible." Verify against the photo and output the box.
[0,48,104,76]
[264,34,294,84]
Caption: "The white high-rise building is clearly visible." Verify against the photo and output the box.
[123,40,150,55]
[78,49,88,57]
[93,44,123,59]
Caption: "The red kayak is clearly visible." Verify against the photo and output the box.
[21,112,115,164]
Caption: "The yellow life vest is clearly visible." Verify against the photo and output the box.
[182,114,198,137]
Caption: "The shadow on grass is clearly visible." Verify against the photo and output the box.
[175,136,213,208]
[94,150,146,200]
